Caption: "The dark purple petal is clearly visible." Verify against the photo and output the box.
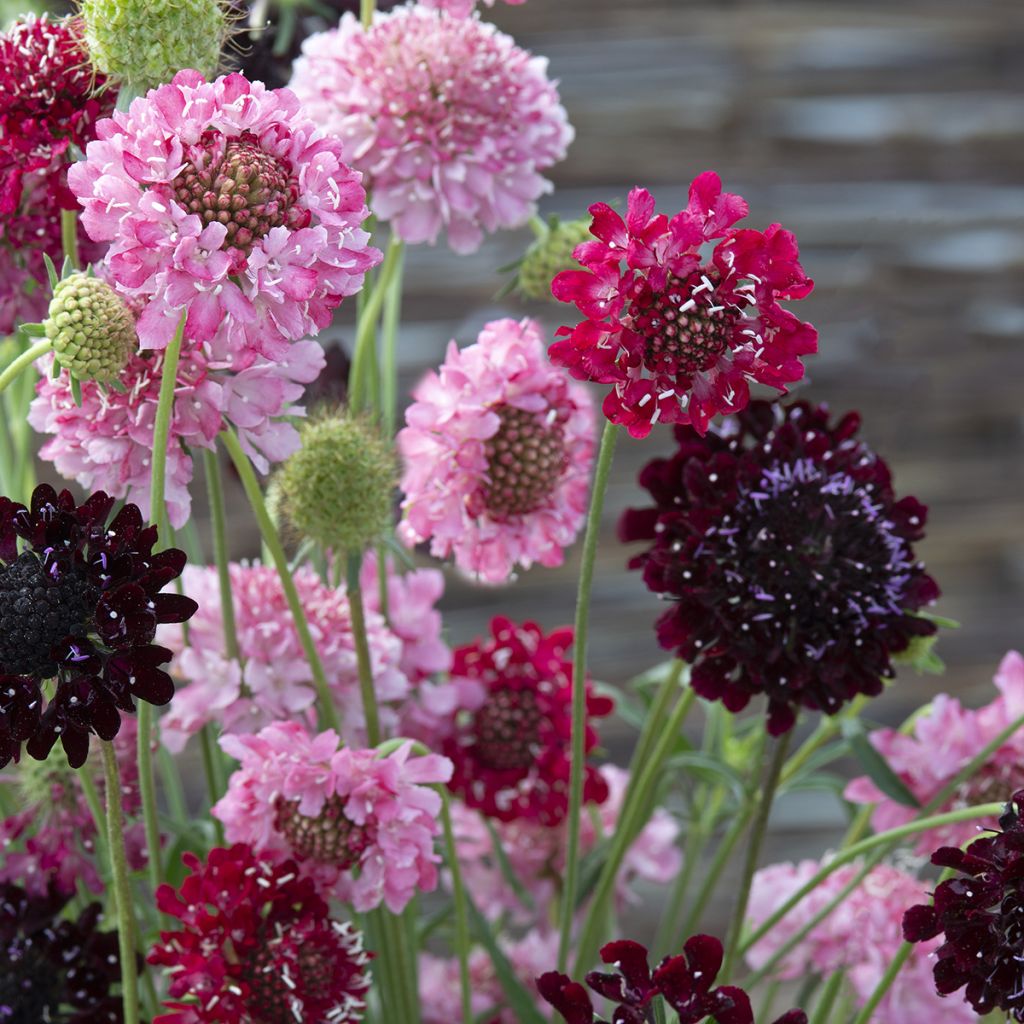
[95,584,157,646]
[152,592,199,624]
[902,904,941,942]
[537,972,596,1024]
[705,986,753,1024]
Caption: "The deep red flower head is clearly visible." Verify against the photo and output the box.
[0,484,197,768]
[903,790,1024,1019]
[444,616,613,824]
[538,934,806,1024]
[619,400,939,734]
[549,175,817,438]
[149,843,372,1024]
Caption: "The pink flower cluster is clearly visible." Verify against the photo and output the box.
[399,318,595,583]
[845,650,1024,852]
[421,0,528,15]
[213,722,453,913]
[746,860,975,1023]
[290,6,572,253]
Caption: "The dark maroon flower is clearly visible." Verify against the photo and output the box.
[903,790,1024,1019]
[618,400,939,734]
[0,880,128,1023]
[0,484,197,768]
[538,935,806,1024]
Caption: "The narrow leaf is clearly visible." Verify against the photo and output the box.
[842,718,920,808]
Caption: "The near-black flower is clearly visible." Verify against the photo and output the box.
[618,400,939,734]
[903,790,1024,1019]
[0,484,197,768]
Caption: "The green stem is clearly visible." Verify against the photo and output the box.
[202,447,241,662]
[350,237,403,417]
[102,742,140,1024]
[809,969,845,1024]
[627,661,685,784]
[220,427,342,734]
[156,745,188,822]
[849,942,913,1024]
[440,790,472,1024]
[558,419,618,972]
[721,730,792,981]
[779,695,867,785]
[381,241,405,437]
[61,207,80,270]
[360,0,374,27]
[347,552,381,746]
[0,338,51,396]
[77,766,109,875]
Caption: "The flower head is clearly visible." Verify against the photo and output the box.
[516,215,593,302]
[550,177,817,437]
[845,651,1024,852]
[903,792,1024,1019]
[0,484,196,768]
[442,616,613,825]
[422,0,527,15]
[619,400,939,734]
[212,723,453,913]
[290,7,572,253]
[538,935,806,1024]
[399,318,596,583]
[0,881,127,1024]
[150,843,372,1024]
[69,70,380,365]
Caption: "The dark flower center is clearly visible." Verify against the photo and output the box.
[0,941,59,1024]
[473,686,543,771]
[273,794,373,870]
[630,267,746,379]
[483,405,567,518]
[172,130,310,254]
[0,551,98,679]
[953,762,1024,812]
[242,934,336,1024]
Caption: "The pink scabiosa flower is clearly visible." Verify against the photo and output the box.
[550,176,817,438]
[158,562,409,750]
[290,7,572,253]
[212,722,453,913]
[442,616,613,825]
[421,0,527,14]
[150,843,372,1024]
[398,318,596,583]
[68,69,380,364]
[619,400,940,734]
[846,651,1024,853]
[29,339,324,529]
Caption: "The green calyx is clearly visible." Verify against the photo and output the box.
[79,0,228,93]
[275,413,397,555]
[45,272,136,383]
[516,215,593,302]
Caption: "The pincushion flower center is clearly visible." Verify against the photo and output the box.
[630,267,745,378]
[473,686,543,771]
[242,935,336,1024]
[273,793,374,870]
[483,404,568,518]
[172,130,309,254]
[952,762,1024,812]
[0,551,98,678]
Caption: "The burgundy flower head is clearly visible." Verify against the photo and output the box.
[549,175,817,438]
[0,484,197,768]
[0,880,128,1023]
[903,790,1024,1019]
[538,935,806,1024]
[619,400,939,734]
[444,616,613,825]
[149,843,372,1024]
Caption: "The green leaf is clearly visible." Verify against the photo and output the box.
[70,375,83,406]
[416,902,453,942]
[20,322,46,337]
[841,718,920,808]
[483,816,537,913]
[664,751,748,804]
[892,631,946,675]
[42,252,59,290]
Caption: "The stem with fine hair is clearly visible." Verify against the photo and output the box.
[350,236,403,417]
[101,741,140,1024]
[0,338,51,396]
[220,427,342,734]
[440,789,473,1024]
[347,552,381,746]
[557,418,618,972]
[360,0,375,28]
[202,447,241,662]
[381,240,405,436]
[61,206,80,269]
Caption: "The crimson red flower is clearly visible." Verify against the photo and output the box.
[0,484,197,768]
[538,935,806,1024]
[444,616,613,825]
[549,175,817,438]
[903,791,1024,1019]
[149,844,372,1024]
[619,400,939,734]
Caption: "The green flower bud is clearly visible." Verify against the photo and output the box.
[45,273,136,382]
[517,216,593,302]
[275,413,396,554]
[80,0,228,93]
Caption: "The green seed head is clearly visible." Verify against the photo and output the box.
[517,216,593,302]
[79,0,228,92]
[45,273,136,382]
[275,413,396,554]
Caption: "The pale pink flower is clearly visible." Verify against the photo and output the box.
[398,318,595,583]
[157,563,409,750]
[422,0,527,15]
[290,7,572,254]
[29,340,322,528]
[68,70,379,364]
[746,860,975,1024]
[844,650,1024,853]
[212,721,453,913]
